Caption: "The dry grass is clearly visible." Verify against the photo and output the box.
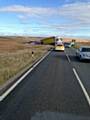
[62,37,90,49]
[63,37,90,42]
[74,42,90,49]
[0,37,51,86]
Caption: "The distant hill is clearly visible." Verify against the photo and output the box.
[0,36,90,43]
[62,37,90,42]
[0,36,44,42]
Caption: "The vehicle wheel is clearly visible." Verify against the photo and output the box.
[76,53,79,59]
[76,53,78,58]
[79,55,82,61]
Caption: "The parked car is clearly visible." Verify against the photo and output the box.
[76,46,90,60]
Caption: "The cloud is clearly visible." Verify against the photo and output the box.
[0,2,90,35]
[0,5,57,16]
[18,14,28,20]
[59,2,90,24]
[0,3,90,23]
[64,0,90,4]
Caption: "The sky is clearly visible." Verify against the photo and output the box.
[0,0,90,37]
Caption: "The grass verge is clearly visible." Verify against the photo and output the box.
[0,39,51,86]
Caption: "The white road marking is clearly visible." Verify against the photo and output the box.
[65,51,71,63]
[65,49,90,107]
[66,54,71,63]
[73,68,90,107]
[0,51,51,102]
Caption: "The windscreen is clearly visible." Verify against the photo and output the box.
[57,44,63,46]
[82,48,90,52]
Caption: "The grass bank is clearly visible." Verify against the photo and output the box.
[74,42,90,49]
[0,38,51,86]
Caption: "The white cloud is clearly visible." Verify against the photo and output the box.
[0,3,90,24]
[64,0,90,3]
[0,2,90,34]
[18,14,28,20]
[59,2,90,24]
[0,5,57,16]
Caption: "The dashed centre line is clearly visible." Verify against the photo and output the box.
[73,68,90,107]
[65,51,90,107]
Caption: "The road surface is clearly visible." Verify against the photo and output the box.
[0,48,90,120]
[66,48,90,96]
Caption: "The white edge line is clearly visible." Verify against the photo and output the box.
[73,68,90,107]
[0,51,51,102]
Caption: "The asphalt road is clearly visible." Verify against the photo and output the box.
[0,49,90,120]
[66,48,90,96]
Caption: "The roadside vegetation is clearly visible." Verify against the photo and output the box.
[0,37,51,86]
[74,42,90,49]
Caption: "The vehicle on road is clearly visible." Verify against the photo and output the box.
[76,46,90,60]
[55,44,65,51]
[64,42,71,48]
[54,37,65,51]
